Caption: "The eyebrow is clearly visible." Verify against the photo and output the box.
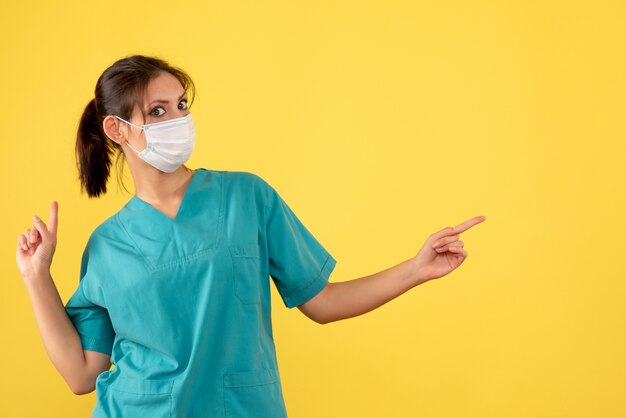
[146,92,187,108]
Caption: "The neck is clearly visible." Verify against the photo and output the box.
[130,164,195,204]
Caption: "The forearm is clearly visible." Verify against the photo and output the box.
[315,257,427,324]
[24,274,94,393]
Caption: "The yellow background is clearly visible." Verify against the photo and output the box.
[1,1,624,417]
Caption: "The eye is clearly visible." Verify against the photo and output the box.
[150,106,166,117]
[178,100,188,110]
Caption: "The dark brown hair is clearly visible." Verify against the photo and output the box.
[76,55,195,197]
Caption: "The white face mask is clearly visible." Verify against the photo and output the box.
[115,113,196,173]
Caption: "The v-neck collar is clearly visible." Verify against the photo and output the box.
[127,169,201,221]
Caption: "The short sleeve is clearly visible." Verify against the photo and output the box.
[65,244,115,355]
[261,178,337,308]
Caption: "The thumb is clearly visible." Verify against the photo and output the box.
[31,214,52,242]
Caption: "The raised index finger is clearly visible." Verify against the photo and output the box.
[48,201,59,236]
[453,215,486,234]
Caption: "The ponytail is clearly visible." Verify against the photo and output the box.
[76,99,115,198]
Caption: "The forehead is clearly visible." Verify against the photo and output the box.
[142,71,185,102]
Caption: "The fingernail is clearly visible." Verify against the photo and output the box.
[33,215,41,223]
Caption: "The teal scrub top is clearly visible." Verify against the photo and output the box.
[65,169,337,418]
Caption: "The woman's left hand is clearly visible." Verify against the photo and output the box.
[411,215,486,284]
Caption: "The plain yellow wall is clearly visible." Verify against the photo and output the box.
[2,1,625,417]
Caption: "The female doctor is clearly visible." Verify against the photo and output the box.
[16,55,485,418]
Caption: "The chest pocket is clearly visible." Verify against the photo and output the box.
[229,244,262,305]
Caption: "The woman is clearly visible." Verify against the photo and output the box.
[16,55,485,417]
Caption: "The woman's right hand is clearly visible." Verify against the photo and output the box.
[16,201,59,282]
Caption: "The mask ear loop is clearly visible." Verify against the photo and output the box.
[124,141,143,155]
[114,115,146,129]
[114,115,145,155]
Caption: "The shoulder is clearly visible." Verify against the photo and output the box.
[81,212,122,255]
[198,168,275,196]
[82,199,139,255]
[215,169,269,188]
[76,213,122,279]
[198,169,284,216]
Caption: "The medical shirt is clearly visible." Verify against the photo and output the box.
[65,169,337,418]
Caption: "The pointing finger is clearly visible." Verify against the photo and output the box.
[48,201,58,236]
[452,215,486,235]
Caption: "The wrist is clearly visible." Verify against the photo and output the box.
[407,257,430,287]
[24,271,54,291]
